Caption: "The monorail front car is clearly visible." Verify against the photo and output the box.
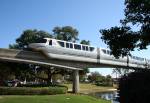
[28,38,150,69]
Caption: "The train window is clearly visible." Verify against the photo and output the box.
[58,41,64,47]
[74,44,81,50]
[82,46,86,51]
[132,56,136,59]
[66,43,69,48]
[70,43,73,48]
[86,46,88,51]
[139,57,144,61]
[102,49,106,54]
[40,39,47,43]
[90,47,94,51]
[107,50,111,55]
[49,40,52,45]
[136,57,139,60]
[141,58,144,61]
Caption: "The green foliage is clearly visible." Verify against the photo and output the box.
[79,68,89,75]
[118,70,150,103]
[100,0,150,57]
[95,75,113,87]
[0,62,33,86]
[53,26,79,42]
[80,40,90,45]
[88,72,103,82]
[0,86,67,95]
[10,29,52,50]
[18,83,49,87]
[88,72,113,86]
[112,68,132,77]
[100,26,139,58]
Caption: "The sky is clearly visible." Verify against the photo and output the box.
[0,0,150,77]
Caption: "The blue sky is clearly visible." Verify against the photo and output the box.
[0,0,150,77]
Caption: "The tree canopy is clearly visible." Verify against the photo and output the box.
[80,40,90,45]
[100,0,150,58]
[53,26,79,42]
[9,29,52,49]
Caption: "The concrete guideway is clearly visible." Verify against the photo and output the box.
[0,48,84,70]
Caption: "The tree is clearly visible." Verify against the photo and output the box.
[10,29,52,50]
[118,70,150,103]
[0,62,14,85]
[80,40,90,45]
[88,72,113,86]
[100,0,150,58]
[53,26,79,42]
[100,1,150,102]
[0,61,33,86]
[88,72,103,83]
[8,29,54,84]
[112,68,132,78]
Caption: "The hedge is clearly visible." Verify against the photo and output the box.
[118,70,150,103]
[0,86,68,95]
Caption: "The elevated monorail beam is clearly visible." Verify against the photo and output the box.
[0,48,149,70]
[0,48,84,70]
[0,48,111,69]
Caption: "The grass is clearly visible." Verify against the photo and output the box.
[0,95,110,103]
[64,83,116,93]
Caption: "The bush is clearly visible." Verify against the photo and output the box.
[0,86,68,95]
[18,83,50,87]
[118,70,150,103]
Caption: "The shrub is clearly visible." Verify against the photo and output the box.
[118,70,150,103]
[18,83,50,87]
[0,86,67,95]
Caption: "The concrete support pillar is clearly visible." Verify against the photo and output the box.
[72,70,79,93]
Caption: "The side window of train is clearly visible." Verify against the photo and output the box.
[66,43,73,49]
[82,46,86,51]
[89,47,94,51]
[49,40,52,45]
[66,43,69,48]
[107,50,111,55]
[70,43,73,48]
[58,41,64,47]
[102,49,106,54]
[74,44,81,50]
[86,46,88,51]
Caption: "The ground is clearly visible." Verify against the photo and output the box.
[0,95,110,103]
[64,83,116,94]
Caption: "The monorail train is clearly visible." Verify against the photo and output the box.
[28,38,150,69]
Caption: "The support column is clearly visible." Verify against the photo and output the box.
[72,70,79,93]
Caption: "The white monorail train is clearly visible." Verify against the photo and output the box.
[28,38,150,69]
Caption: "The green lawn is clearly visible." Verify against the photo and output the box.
[64,83,116,93]
[0,95,110,103]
